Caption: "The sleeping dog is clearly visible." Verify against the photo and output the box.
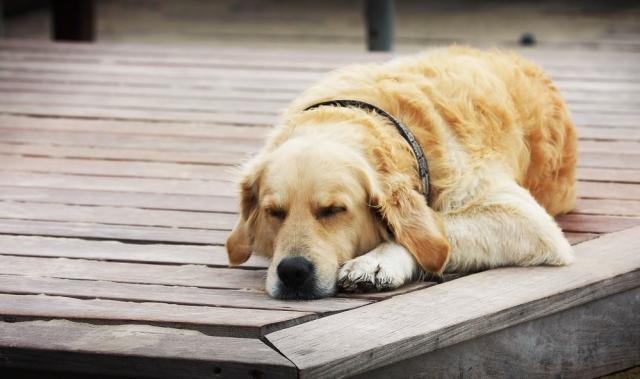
[226,46,577,299]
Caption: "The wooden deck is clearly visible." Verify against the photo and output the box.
[0,40,638,378]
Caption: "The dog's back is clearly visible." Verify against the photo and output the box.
[286,46,577,216]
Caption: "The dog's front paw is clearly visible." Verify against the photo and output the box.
[337,242,418,292]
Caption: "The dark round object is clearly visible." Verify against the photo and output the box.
[520,33,536,46]
[277,256,313,288]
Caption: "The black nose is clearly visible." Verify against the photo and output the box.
[277,256,314,288]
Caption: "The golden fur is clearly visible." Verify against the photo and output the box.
[226,46,577,299]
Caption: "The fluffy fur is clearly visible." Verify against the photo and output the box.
[226,46,577,299]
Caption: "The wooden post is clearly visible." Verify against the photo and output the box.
[364,0,395,51]
[0,0,4,38]
[51,0,95,42]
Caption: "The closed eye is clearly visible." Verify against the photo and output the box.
[266,207,286,220]
[317,206,347,219]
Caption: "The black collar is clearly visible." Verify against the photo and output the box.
[304,99,431,205]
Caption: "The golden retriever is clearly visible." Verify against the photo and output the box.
[226,46,577,299]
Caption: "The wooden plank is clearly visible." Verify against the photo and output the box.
[0,114,272,139]
[0,255,264,290]
[0,218,229,244]
[354,288,640,379]
[578,181,640,201]
[0,76,298,102]
[0,102,276,125]
[5,150,639,182]
[578,152,640,170]
[0,142,250,165]
[577,167,640,184]
[2,39,637,67]
[0,234,261,267]
[0,320,297,379]
[0,186,239,213]
[0,274,370,314]
[578,140,640,155]
[572,113,639,128]
[556,214,639,233]
[266,226,640,378]
[4,85,639,117]
[0,172,236,196]
[3,46,638,75]
[574,198,640,217]
[0,202,236,230]
[3,156,236,180]
[563,231,599,245]
[0,128,262,152]
[0,294,315,338]
[3,74,637,105]
[578,126,640,141]
[1,58,639,90]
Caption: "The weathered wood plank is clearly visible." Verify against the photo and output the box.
[0,114,271,138]
[0,142,250,165]
[4,156,236,180]
[563,231,599,245]
[578,140,640,155]
[0,172,236,196]
[0,274,369,314]
[0,201,236,230]
[0,255,264,290]
[266,226,640,378]
[0,320,297,378]
[354,288,640,379]
[0,186,239,213]
[577,167,640,184]
[574,198,640,217]
[578,181,640,201]
[556,214,640,233]
[0,294,315,338]
[0,234,260,267]
[0,102,276,125]
[0,128,262,153]
[0,218,229,244]
[578,126,640,141]
[579,152,640,170]
[2,39,638,67]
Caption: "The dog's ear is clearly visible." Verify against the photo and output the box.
[226,159,263,266]
[372,174,450,275]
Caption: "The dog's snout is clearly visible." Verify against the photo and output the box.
[277,256,314,288]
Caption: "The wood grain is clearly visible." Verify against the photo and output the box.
[0,255,265,290]
[0,234,261,267]
[0,201,236,230]
[0,186,240,213]
[556,214,640,233]
[354,288,640,379]
[266,226,640,378]
[0,218,229,244]
[0,171,236,196]
[0,320,297,378]
[0,294,315,338]
[0,274,370,314]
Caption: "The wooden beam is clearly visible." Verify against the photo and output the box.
[353,288,640,378]
[0,320,296,378]
[266,226,640,378]
[0,294,315,338]
[51,0,95,42]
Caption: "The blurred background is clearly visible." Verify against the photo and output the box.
[1,0,639,52]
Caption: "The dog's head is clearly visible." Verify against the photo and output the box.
[226,132,449,299]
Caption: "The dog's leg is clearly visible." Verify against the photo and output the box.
[443,182,575,273]
[338,242,421,292]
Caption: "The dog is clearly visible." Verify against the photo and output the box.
[226,46,577,300]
